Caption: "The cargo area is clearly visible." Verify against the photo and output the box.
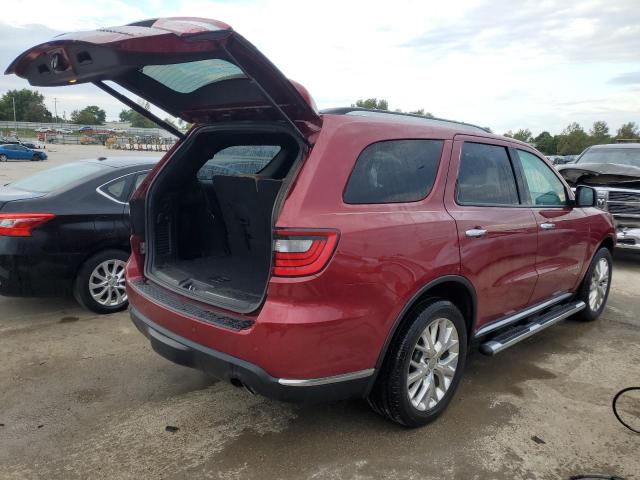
[145,127,301,312]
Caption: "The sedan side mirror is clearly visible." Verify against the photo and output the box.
[575,185,596,207]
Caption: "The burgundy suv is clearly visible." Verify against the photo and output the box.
[8,17,615,427]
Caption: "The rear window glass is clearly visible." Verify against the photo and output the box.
[197,145,282,180]
[456,143,519,205]
[10,162,108,193]
[343,140,443,204]
[141,59,245,94]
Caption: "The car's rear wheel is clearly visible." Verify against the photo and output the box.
[73,249,129,314]
[368,299,467,427]
[0,154,7,162]
[575,247,612,322]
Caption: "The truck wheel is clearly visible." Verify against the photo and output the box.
[368,299,467,427]
[73,250,129,314]
[574,247,612,322]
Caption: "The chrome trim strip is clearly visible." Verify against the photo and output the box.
[277,368,375,387]
[481,301,585,355]
[474,292,573,338]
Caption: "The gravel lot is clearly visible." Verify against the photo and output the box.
[1,145,639,479]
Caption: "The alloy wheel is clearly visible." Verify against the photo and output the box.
[89,259,127,307]
[407,317,460,411]
[588,257,609,312]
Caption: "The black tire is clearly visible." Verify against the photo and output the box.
[368,299,468,427]
[73,249,129,314]
[574,247,612,322]
[31,154,40,161]
[0,154,7,162]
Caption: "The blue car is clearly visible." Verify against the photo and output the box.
[0,144,47,162]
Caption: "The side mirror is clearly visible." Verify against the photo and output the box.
[575,185,596,207]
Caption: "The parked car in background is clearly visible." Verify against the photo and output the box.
[548,155,577,165]
[0,136,20,145]
[0,157,158,313]
[7,16,616,427]
[19,141,44,150]
[558,142,640,251]
[0,143,47,161]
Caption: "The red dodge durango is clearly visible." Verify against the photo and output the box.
[7,17,616,427]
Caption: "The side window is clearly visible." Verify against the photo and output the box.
[517,150,567,206]
[132,173,148,195]
[343,139,443,204]
[457,143,519,205]
[104,178,129,202]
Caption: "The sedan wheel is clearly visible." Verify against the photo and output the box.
[89,259,127,307]
[0,154,7,162]
[73,249,130,314]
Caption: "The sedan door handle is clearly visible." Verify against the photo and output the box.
[465,228,488,238]
[540,223,556,230]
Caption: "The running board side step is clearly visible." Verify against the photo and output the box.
[479,301,586,356]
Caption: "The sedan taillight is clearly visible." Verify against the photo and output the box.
[273,229,339,277]
[0,213,55,237]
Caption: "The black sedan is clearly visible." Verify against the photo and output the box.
[0,156,159,313]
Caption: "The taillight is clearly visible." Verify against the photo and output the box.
[0,213,55,237]
[273,229,339,277]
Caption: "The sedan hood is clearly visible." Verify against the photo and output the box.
[557,162,640,187]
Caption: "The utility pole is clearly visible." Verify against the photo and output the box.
[53,97,59,125]
[12,95,17,136]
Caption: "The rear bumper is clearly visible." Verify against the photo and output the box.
[130,306,373,402]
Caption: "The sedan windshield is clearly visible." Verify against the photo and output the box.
[578,147,640,167]
[9,162,109,193]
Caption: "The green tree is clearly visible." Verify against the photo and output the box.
[353,98,389,110]
[533,131,557,155]
[512,128,533,143]
[130,102,157,128]
[119,109,134,122]
[557,123,590,155]
[0,89,52,122]
[589,121,611,145]
[70,105,106,125]
[615,121,640,140]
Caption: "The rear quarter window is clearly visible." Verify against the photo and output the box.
[343,139,443,204]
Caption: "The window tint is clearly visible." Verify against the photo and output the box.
[197,145,281,180]
[141,59,245,94]
[133,173,147,192]
[10,162,108,193]
[457,143,519,205]
[343,139,443,204]
[105,178,128,201]
[517,150,567,206]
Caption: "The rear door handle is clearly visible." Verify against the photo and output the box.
[465,228,488,238]
[540,223,556,230]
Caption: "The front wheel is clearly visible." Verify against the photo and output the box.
[31,154,40,161]
[574,247,612,322]
[368,300,468,427]
[73,250,129,314]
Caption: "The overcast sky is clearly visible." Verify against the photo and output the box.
[1,0,639,135]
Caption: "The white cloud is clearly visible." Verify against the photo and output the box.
[0,0,638,134]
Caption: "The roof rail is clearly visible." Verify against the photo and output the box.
[320,107,490,133]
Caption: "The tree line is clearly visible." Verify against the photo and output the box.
[1,89,638,150]
[504,121,640,155]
